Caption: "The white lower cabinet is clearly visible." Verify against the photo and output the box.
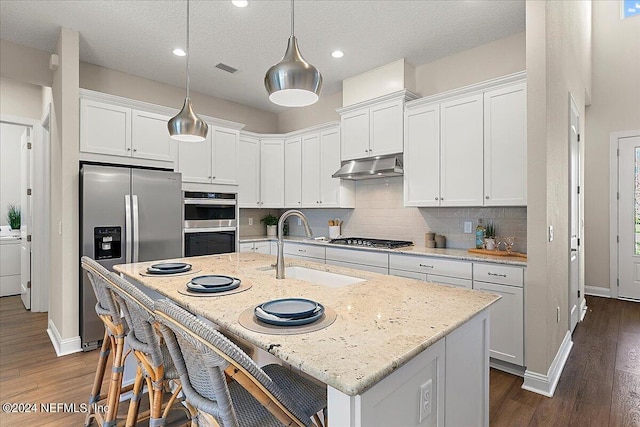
[283,242,325,262]
[326,247,388,274]
[473,263,524,366]
[389,253,472,289]
[239,241,272,255]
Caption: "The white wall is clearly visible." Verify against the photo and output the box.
[525,0,591,377]
[79,62,278,133]
[0,123,25,227]
[584,1,640,291]
[0,77,43,120]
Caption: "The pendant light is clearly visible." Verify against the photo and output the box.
[264,0,322,107]
[168,0,208,142]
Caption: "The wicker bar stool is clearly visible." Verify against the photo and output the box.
[154,299,327,427]
[80,256,130,427]
[106,272,195,427]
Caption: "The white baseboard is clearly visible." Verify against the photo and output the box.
[522,331,573,397]
[490,358,526,377]
[580,298,587,322]
[585,285,612,298]
[47,318,82,357]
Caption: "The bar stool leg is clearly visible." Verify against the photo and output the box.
[125,365,145,427]
[103,332,126,426]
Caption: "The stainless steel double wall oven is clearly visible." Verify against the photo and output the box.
[183,191,237,256]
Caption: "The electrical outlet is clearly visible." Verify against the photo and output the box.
[419,379,432,422]
[464,221,472,234]
[248,217,253,226]
[297,218,302,226]
[549,225,554,242]
[557,306,560,323]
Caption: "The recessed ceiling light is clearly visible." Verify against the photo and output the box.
[172,48,186,57]
[331,50,344,58]
[232,0,248,7]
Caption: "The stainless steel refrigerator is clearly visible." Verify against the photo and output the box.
[79,164,182,351]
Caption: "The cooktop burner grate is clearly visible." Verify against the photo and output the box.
[329,237,413,249]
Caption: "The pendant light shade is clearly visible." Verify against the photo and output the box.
[264,0,322,107]
[168,0,208,142]
[168,97,208,142]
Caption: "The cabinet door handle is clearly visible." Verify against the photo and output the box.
[298,249,306,253]
[488,272,507,278]
[127,148,131,151]
[435,197,438,201]
[485,195,490,199]
[133,148,137,152]
[419,264,434,268]
[212,176,216,180]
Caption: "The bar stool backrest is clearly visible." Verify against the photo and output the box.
[106,273,165,370]
[80,256,123,328]
[155,299,312,427]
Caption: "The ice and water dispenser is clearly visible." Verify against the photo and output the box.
[94,226,121,260]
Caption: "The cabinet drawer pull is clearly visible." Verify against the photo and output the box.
[419,264,434,268]
[488,272,507,278]
[298,249,306,253]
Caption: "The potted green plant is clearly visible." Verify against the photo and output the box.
[484,222,496,250]
[261,213,279,237]
[6,204,20,231]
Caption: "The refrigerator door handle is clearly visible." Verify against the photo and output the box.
[125,194,132,263]
[132,194,140,263]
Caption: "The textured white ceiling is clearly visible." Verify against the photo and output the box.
[0,0,524,113]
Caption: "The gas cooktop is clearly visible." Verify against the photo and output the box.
[328,237,414,249]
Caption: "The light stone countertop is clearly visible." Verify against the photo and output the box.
[115,252,500,396]
[239,235,527,267]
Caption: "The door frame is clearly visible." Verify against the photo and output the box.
[610,129,640,300]
[1,113,49,312]
[568,94,582,332]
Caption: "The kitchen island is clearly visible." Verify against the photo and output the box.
[115,252,500,427]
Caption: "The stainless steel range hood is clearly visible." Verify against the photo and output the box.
[332,154,403,180]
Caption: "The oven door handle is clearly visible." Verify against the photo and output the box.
[184,199,236,206]
[184,227,237,233]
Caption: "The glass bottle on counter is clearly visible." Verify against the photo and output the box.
[476,219,486,249]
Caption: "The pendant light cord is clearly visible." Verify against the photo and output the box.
[186,0,190,98]
[290,0,294,37]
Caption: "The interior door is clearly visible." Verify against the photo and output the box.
[618,135,640,300]
[20,128,32,310]
[569,97,581,332]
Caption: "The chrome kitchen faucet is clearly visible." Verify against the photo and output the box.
[276,210,312,279]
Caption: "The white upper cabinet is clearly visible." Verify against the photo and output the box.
[440,94,484,207]
[211,126,239,185]
[178,133,212,183]
[238,135,260,208]
[403,74,527,208]
[301,133,320,207]
[284,136,302,208]
[319,127,354,208]
[338,91,418,161]
[260,138,285,208]
[483,83,527,206]
[178,125,239,185]
[369,99,404,157]
[131,110,174,162]
[81,99,174,162]
[404,103,440,207]
[341,108,371,160]
[81,99,132,157]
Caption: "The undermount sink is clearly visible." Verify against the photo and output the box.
[258,265,366,288]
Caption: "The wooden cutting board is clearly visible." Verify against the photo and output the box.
[467,248,527,259]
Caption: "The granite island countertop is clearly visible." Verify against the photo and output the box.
[240,235,527,266]
[115,252,500,396]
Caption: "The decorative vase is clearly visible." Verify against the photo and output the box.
[266,225,277,237]
[484,237,496,251]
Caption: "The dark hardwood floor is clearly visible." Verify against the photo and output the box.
[490,296,640,427]
[1,295,638,426]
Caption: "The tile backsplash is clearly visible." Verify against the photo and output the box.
[240,176,527,253]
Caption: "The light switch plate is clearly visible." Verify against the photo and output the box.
[464,221,472,234]
[248,218,253,226]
